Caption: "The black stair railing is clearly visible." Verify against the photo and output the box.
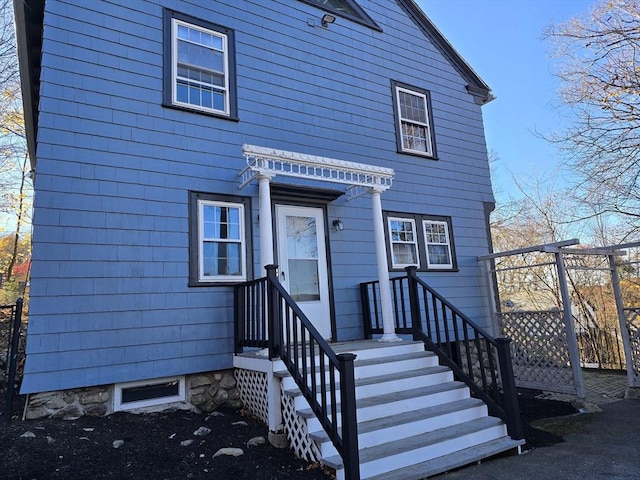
[235,265,360,480]
[361,267,523,440]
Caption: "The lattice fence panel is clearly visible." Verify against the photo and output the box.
[498,310,577,394]
[624,308,640,386]
[280,384,321,462]
[234,369,269,424]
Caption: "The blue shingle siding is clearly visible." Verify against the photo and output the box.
[21,0,495,394]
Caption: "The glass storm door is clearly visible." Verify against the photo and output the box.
[276,205,331,339]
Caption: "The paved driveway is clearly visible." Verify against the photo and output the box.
[434,398,640,480]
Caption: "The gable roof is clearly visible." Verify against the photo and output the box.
[395,0,493,105]
[13,0,493,168]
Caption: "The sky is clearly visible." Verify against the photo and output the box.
[417,0,596,202]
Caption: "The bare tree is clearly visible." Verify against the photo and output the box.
[544,0,640,229]
[0,0,31,289]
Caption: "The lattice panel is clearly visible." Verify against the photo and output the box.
[281,384,321,462]
[625,309,640,386]
[498,311,577,394]
[234,369,269,424]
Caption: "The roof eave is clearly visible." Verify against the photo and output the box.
[397,0,495,105]
[13,0,45,170]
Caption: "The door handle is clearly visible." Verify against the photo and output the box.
[281,271,285,281]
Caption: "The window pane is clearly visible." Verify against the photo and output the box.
[392,244,418,265]
[399,91,427,123]
[203,242,241,276]
[402,122,428,152]
[427,244,451,265]
[203,205,241,240]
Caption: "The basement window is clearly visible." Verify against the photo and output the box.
[114,376,185,411]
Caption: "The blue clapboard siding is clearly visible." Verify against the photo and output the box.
[21,0,496,393]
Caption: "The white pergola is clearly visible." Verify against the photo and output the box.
[239,144,400,342]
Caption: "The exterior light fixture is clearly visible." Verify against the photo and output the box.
[321,13,336,27]
[333,219,344,231]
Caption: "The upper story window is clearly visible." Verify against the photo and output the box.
[298,0,381,31]
[163,10,238,119]
[392,80,437,158]
[189,192,251,285]
[384,211,456,272]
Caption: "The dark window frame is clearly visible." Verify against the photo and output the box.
[391,80,438,159]
[383,211,457,272]
[163,9,239,121]
[189,191,252,286]
[297,0,382,31]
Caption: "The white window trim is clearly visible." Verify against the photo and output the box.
[114,376,186,412]
[198,199,246,282]
[423,220,453,269]
[388,216,420,269]
[171,18,230,115]
[395,86,433,156]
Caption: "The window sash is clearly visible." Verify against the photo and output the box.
[172,19,230,115]
[423,220,452,269]
[198,200,245,281]
[396,86,433,156]
[388,217,419,268]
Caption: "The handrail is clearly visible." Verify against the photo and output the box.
[361,267,522,440]
[1,298,23,422]
[235,266,360,480]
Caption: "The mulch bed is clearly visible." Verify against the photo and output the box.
[0,390,577,480]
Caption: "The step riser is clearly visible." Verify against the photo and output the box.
[287,369,454,406]
[281,366,444,398]
[355,371,453,399]
[355,357,438,379]
[304,386,470,431]
[333,342,427,361]
[359,424,508,478]
[315,404,489,454]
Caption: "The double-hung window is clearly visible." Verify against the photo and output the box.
[189,192,251,284]
[388,217,419,268]
[392,80,436,158]
[384,211,456,272]
[423,220,453,269]
[164,10,237,119]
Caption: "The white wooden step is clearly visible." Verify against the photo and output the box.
[324,416,509,478]
[366,436,525,480]
[276,351,439,391]
[300,381,470,432]
[331,340,426,361]
[309,397,488,453]
[284,365,453,402]
[353,351,439,378]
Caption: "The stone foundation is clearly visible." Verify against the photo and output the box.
[24,369,243,419]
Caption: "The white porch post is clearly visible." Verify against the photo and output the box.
[258,173,275,270]
[371,187,400,342]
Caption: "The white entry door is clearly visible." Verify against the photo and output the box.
[276,205,332,339]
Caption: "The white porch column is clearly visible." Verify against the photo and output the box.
[370,188,401,342]
[258,174,275,270]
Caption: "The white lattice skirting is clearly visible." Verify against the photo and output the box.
[234,369,269,425]
[280,383,321,462]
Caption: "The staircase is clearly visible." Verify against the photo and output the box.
[276,340,525,480]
